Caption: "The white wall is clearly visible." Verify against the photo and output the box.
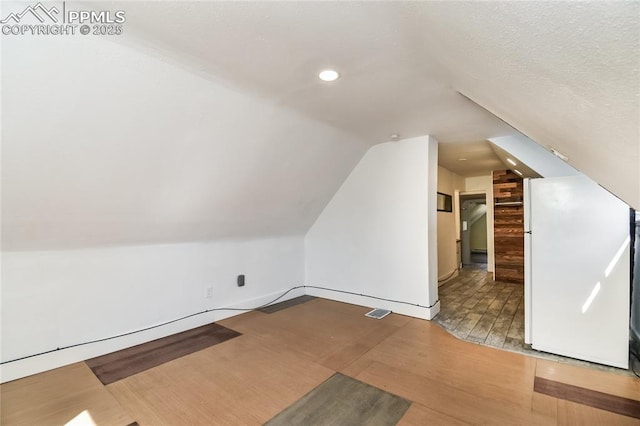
[464,175,495,274]
[2,26,367,251]
[0,236,304,382]
[437,166,464,281]
[1,23,368,383]
[305,136,439,319]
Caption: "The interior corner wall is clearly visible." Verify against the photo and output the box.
[0,236,304,383]
[437,166,464,281]
[464,175,495,274]
[304,135,440,319]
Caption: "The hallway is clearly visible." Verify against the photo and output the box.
[468,252,488,271]
[434,268,524,351]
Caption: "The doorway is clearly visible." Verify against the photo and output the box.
[434,189,524,352]
[460,194,488,271]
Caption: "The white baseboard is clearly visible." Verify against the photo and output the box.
[304,286,439,320]
[1,285,438,383]
[0,287,306,384]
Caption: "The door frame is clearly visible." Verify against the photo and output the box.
[458,190,495,278]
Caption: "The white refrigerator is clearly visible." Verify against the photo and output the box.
[524,175,630,368]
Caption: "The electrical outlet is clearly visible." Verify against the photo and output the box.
[204,286,213,299]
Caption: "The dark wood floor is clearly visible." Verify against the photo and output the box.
[434,268,525,351]
[266,373,411,425]
[86,323,241,385]
[434,268,636,375]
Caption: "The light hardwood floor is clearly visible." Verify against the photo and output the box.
[2,298,639,425]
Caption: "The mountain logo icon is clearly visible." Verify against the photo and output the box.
[1,2,60,24]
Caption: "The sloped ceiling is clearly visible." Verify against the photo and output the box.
[438,141,504,177]
[417,2,639,208]
[2,33,373,250]
[111,2,638,208]
[2,1,637,250]
[93,1,516,144]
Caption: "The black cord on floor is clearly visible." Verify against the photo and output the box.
[0,286,304,365]
[0,285,439,365]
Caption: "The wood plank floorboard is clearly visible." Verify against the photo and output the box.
[265,373,410,426]
[0,363,134,426]
[2,297,637,425]
[536,359,640,402]
[397,402,472,425]
[343,319,539,410]
[557,399,640,426]
[534,377,640,419]
[220,298,411,371]
[86,322,241,385]
[107,334,334,425]
[356,361,553,425]
[258,295,316,314]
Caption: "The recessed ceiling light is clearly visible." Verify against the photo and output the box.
[318,69,340,82]
[458,158,468,161]
[513,169,523,176]
[507,158,517,166]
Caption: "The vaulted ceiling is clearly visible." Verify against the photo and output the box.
[99,1,516,144]
[2,1,638,250]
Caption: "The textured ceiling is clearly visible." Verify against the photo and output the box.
[417,2,639,207]
[111,1,638,207]
[1,33,369,250]
[2,1,638,250]
[438,142,504,178]
[439,141,541,179]
[99,1,517,144]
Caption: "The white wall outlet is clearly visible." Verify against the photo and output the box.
[204,286,213,299]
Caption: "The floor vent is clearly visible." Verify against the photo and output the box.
[365,308,391,320]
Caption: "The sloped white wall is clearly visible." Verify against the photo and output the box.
[1,236,304,383]
[1,22,367,383]
[305,136,440,319]
[2,30,367,251]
